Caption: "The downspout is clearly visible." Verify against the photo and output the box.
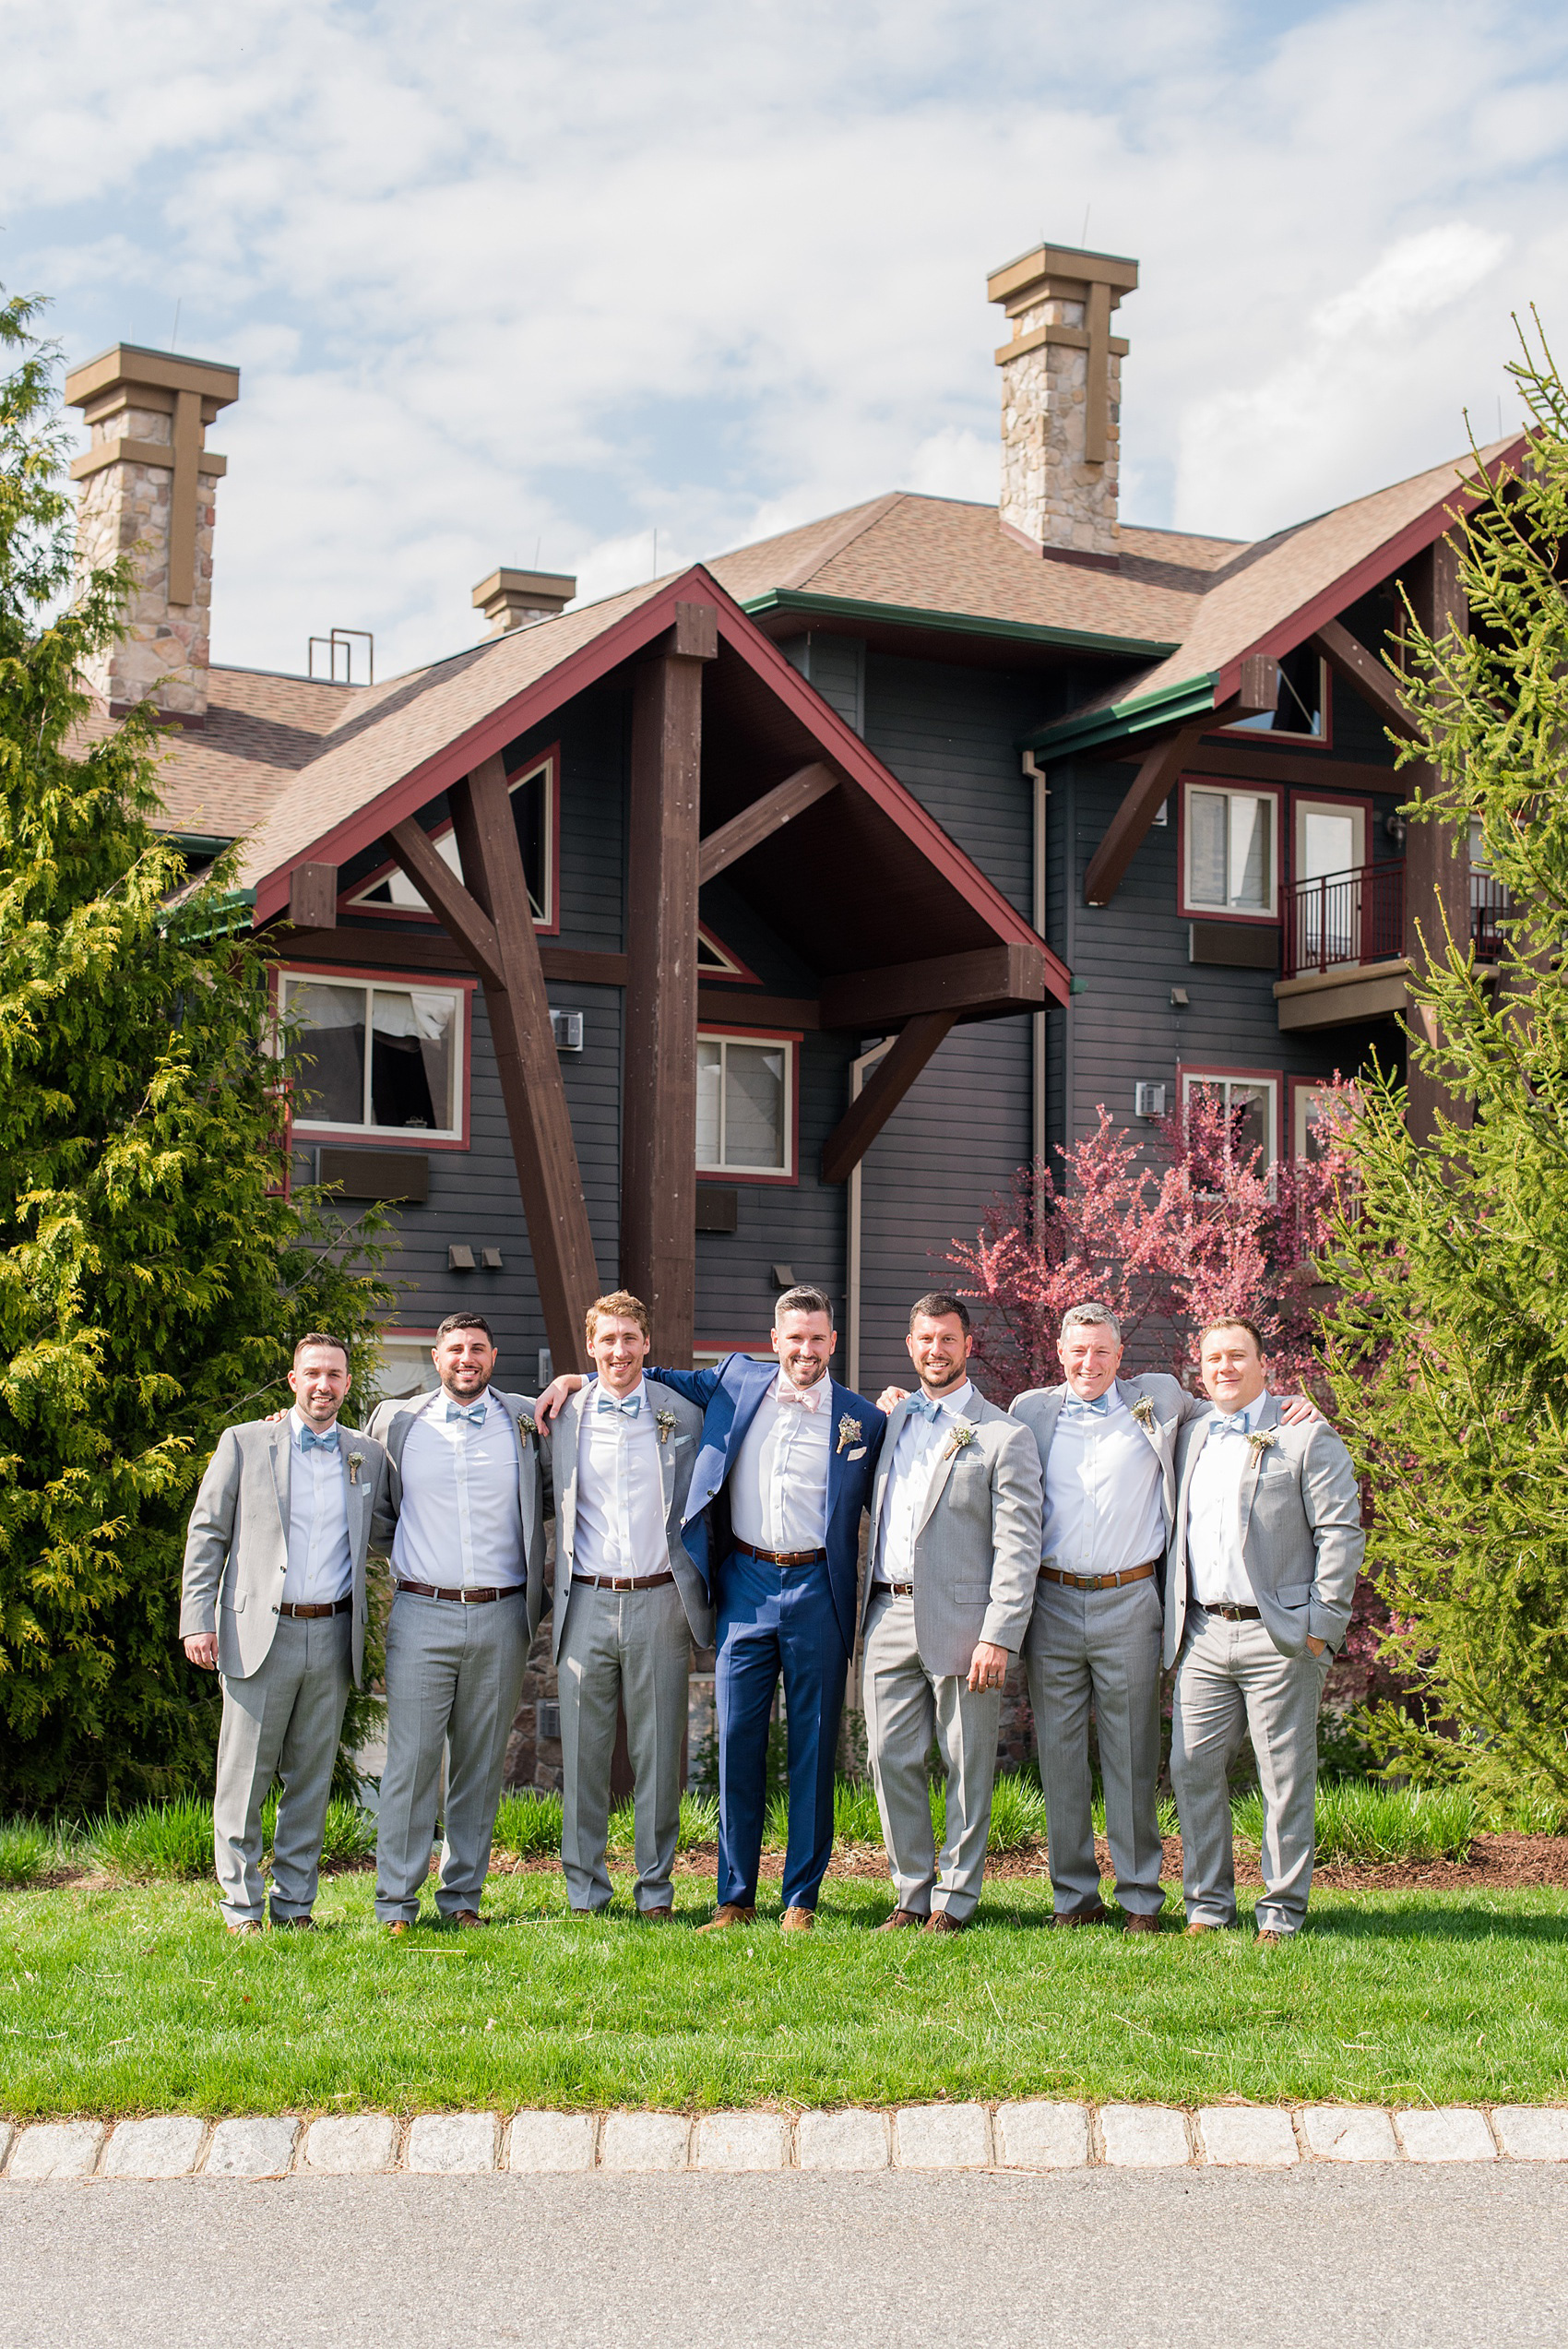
[1023,750,1049,1168]
[845,1038,892,1394]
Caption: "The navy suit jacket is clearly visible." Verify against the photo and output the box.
[647,1354,886,1652]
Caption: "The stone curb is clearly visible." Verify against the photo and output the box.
[2,2102,1565,2178]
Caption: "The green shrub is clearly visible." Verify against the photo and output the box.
[90,1795,214,1880]
[492,1792,563,1859]
[676,1792,719,1850]
[986,1774,1049,1853]
[1229,1780,1475,1866]
[833,1779,884,1847]
[318,1799,376,1866]
[0,1818,53,1885]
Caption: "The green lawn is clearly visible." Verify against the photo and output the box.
[3,1867,1564,2119]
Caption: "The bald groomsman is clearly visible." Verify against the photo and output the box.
[368,1312,549,1934]
[548,1292,709,1919]
[1167,1317,1361,1943]
[183,1333,396,1934]
[861,1293,1041,1932]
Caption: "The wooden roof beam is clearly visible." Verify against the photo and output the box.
[1311,617,1420,743]
[819,1012,956,1186]
[385,817,505,989]
[697,761,838,887]
[1081,658,1278,908]
[820,941,1045,1030]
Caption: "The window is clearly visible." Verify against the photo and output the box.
[1291,1082,1335,1165]
[345,753,556,929]
[1223,647,1329,744]
[1181,781,1280,921]
[372,1331,440,1404]
[696,1031,795,1179]
[1180,1067,1279,1171]
[696,925,759,982]
[1293,796,1367,884]
[279,972,467,1141]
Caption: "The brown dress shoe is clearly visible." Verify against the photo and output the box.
[695,1903,756,1932]
[1123,1914,1162,1934]
[1184,1921,1220,1938]
[1255,1928,1285,1947]
[923,1909,966,1934]
[1053,1902,1110,1928]
[779,1906,814,1933]
[226,1920,263,1938]
[384,1920,410,1938]
[273,1916,315,1932]
[640,1906,674,1924]
[447,1910,487,1928]
[878,1907,925,1931]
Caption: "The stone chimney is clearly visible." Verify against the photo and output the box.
[986,242,1138,567]
[65,345,239,723]
[471,566,576,637]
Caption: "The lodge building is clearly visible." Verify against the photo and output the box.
[65,241,1514,1782]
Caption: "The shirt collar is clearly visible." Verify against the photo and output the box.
[920,1379,973,1420]
[291,1407,339,1446]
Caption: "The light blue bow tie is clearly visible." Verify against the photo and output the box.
[908,1394,944,1424]
[300,1425,339,1452]
[597,1391,641,1417]
[1064,1394,1110,1418]
[446,1400,485,1425]
[1213,1412,1252,1437]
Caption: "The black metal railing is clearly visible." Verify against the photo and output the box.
[1285,859,1511,979]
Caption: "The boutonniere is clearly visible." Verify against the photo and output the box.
[347,1451,365,1486]
[837,1414,862,1454]
[943,1421,978,1461]
[1131,1397,1157,1431]
[517,1413,537,1440]
[656,1410,677,1445]
[1247,1428,1278,1458]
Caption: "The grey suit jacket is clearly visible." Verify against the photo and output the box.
[859,1389,1043,1678]
[1164,1393,1364,1667]
[548,1378,712,1660]
[1009,1372,1209,1558]
[367,1388,551,1644]
[181,1420,397,1686]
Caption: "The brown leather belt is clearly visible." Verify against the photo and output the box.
[734,1544,828,1568]
[395,1581,521,1604]
[278,1598,352,1620]
[1202,1602,1262,1621]
[572,1570,676,1592]
[879,1581,914,1598]
[1039,1557,1160,1592]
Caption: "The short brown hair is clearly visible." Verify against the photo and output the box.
[1198,1315,1267,1357]
[774,1284,834,1327]
[909,1291,971,1333]
[293,1331,350,1366]
[435,1312,494,1343]
[585,1290,650,1347]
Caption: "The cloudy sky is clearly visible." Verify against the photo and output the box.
[4,0,1566,678]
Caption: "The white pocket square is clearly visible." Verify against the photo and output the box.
[847,1446,867,1461]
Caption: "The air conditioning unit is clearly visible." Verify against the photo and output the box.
[1134,1082,1166,1119]
[549,1008,584,1052]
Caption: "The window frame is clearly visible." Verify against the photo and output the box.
[339,746,561,934]
[1178,1060,1281,1173]
[1218,652,1333,748]
[695,1025,801,1186]
[1178,775,1284,925]
[274,962,476,1151]
[1289,792,1372,886]
[372,1328,441,1404]
[696,924,761,984]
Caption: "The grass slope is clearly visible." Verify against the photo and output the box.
[3,1870,1564,2120]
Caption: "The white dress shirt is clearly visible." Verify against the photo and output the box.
[1042,1381,1166,1578]
[391,1387,525,1591]
[730,1371,832,1553]
[1185,1401,1261,1607]
[282,1409,353,1605]
[873,1379,976,1587]
[571,1377,669,1582]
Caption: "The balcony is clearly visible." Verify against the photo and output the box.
[1275,862,1506,1031]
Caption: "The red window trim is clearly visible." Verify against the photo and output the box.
[696,923,762,984]
[274,960,477,1152]
[1177,1059,1284,1164]
[697,1023,802,1188]
[335,745,561,936]
[1285,789,1375,888]
[1177,775,1285,926]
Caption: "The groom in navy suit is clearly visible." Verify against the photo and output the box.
[540,1284,885,1931]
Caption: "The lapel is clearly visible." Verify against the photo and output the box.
[871,1395,913,1530]
[338,1442,368,1557]
[825,1379,865,1529]
[496,1388,538,1533]
[728,1358,778,1460]
[645,1378,680,1522]
[1178,1412,1215,1554]
[1120,1377,1165,1465]
[915,1389,985,1540]
[1236,1393,1280,1545]
[1033,1387,1065,1460]
[268,1424,290,1540]
[557,1387,586,1570]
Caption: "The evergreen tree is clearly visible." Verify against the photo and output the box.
[1324,329,1568,1812]
[0,292,393,1811]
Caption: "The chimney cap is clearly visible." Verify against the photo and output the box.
[472,567,577,634]
[986,242,1139,310]
[65,343,240,413]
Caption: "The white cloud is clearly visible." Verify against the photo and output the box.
[1,1,1565,674]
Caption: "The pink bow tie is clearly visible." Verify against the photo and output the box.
[777,1380,824,1411]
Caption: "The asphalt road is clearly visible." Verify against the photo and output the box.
[1,2168,1564,2348]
